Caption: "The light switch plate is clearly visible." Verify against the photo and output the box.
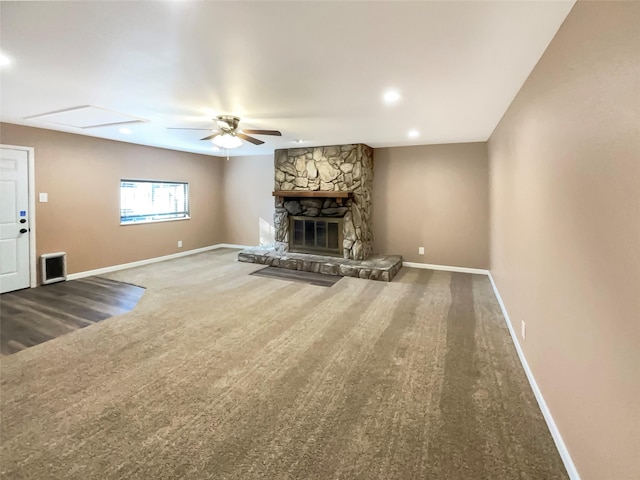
[39,193,48,203]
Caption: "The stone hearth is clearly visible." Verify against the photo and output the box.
[238,247,403,282]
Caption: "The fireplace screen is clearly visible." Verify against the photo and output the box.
[289,216,343,256]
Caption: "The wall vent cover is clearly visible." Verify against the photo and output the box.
[41,252,67,285]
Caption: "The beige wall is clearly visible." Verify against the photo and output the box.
[223,144,491,270]
[373,143,489,268]
[0,123,226,275]
[221,154,275,246]
[488,2,640,479]
[2,123,491,273]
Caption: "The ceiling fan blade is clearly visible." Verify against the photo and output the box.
[200,132,222,141]
[236,133,265,145]
[241,129,282,136]
[167,127,213,131]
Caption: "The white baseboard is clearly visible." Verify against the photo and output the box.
[217,243,253,249]
[66,244,232,280]
[403,261,489,275]
[487,273,581,480]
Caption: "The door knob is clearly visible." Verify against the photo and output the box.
[19,228,28,234]
[20,218,27,224]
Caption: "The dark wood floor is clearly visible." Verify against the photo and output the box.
[0,277,145,355]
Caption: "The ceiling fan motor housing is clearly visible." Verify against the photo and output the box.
[216,115,240,132]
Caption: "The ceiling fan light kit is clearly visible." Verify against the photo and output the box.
[212,134,243,149]
[168,114,282,150]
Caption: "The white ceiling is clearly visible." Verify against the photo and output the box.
[0,1,575,157]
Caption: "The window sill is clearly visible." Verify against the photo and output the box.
[120,216,191,226]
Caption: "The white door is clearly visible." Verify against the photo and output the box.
[0,148,30,293]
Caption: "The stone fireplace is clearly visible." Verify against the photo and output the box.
[273,144,373,261]
[238,142,402,282]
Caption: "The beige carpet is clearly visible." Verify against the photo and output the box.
[0,248,568,479]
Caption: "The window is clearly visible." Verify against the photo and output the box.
[120,180,189,225]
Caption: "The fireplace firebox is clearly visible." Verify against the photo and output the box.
[289,216,343,256]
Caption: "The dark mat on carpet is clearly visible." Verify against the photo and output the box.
[250,266,342,287]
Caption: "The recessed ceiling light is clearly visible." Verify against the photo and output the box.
[0,52,13,68]
[408,129,420,138]
[119,127,132,134]
[383,90,401,104]
[295,139,304,144]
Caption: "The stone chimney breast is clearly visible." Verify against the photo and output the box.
[273,143,373,260]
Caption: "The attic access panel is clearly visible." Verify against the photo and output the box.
[25,106,148,129]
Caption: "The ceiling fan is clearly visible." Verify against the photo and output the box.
[168,115,281,148]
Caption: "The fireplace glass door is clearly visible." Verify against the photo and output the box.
[289,216,343,256]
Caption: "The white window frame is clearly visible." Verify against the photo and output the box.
[120,179,190,225]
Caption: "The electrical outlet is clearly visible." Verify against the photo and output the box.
[177,240,183,248]
[521,321,526,340]
[418,247,425,255]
